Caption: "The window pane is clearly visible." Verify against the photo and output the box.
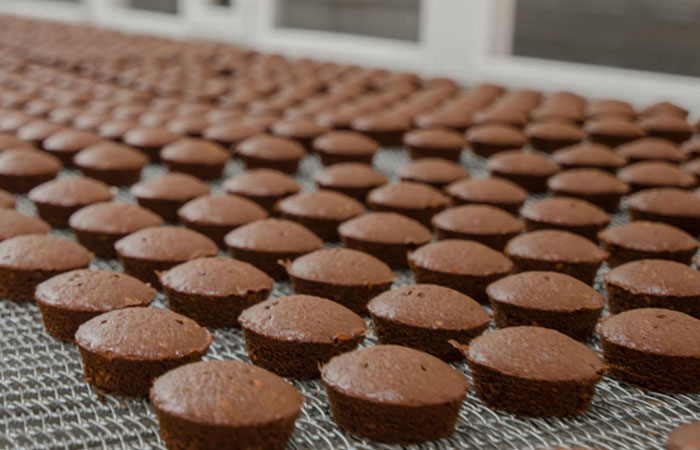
[129,0,178,14]
[276,0,420,41]
[512,0,700,77]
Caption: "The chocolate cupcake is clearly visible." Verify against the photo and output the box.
[160,257,272,328]
[367,181,449,227]
[42,129,103,166]
[0,189,14,209]
[312,130,379,166]
[683,158,700,178]
[236,135,305,174]
[618,161,697,192]
[408,239,512,302]
[98,119,138,141]
[150,360,303,450]
[466,124,527,157]
[446,177,528,215]
[350,113,411,147]
[586,99,635,121]
[487,150,561,192]
[0,132,29,151]
[224,169,300,213]
[165,117,210,137]
[599,221,699,267]
[487,271,604,340]
[122,126,182,161]
[131,172,210,222]
[270,119,329,151]
[638,115,694,144]
[69,202,164,258]
[73,142,148,186]
[458,326,604,416]
[616,138,687,164]
[225,218,322,279]
[321,345,469,443]
[29,177,114,227]
[600,308,700,392]
[0,234,92,302]
[505,230,608,284]
[414,109,472,132]
[239,294,366,378]
[35,269,156,341]
[403,128,466,162]
[338,212,431,267]
[202,122,263,151]
[627,188,700,234]
[604,259,700,318]
[397,158,469,190]
[552,143,627,173]
[160,138,229,180]
[520,197,611,241]
[368,284,490,360]
[16,120,65,146]
[276,190,364,241]
[115,226,218,287]
[547,169,630,212]
[640,101,688,119]
[682,138,700,158]
[432,204,524,250]
[75,307,212,397]
[667,421,700,450]
[584,118,645,147]
[313,163,387,202]
[0,208,50,242]
[286,248,395,313]
[0,148,62,193]
[525,121,585,152]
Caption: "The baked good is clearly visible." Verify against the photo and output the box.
[403,128,466,161]
[487,150,561,192]
[604,259,700,318]
[321,345,469,443]
[276,190,364,240]
[397,158,469,189]
[520,197,611,241]
[368,284,490,360]
[150,360,303,450]
[0,148,62,193]
[311,130,379,166]
[505,230,608,284]
[35,269,155,341]
[682,158,700,178]
[586,99,635,121]
[639,101,688,119]
[0,234,92,301]
[160,138,229,180]
[616,138,687,164]
[584,118,645,147]
[487,271,604,340]
[408,239,513,302]
[0,189,14,209]
[131,172,210,222]
[224,218,323,279]
[0,208,51,242]
[681,138,700,158]
[41,129,103,165]
[201,122,263,151]
[628,188,700,234]
[165,117,210,137]
[445,177,527,215]
[598,221,699,267]
[367,181,449,227]
[236,135,305,174]
[552,143,627,173]
[223,168,300,213]
[285,248,396,313]
[638,115,694,144]
[547,168,630,212]
[466,124,527,157]
[666,421,700,450]
[28,177,113,227]
[97,119,138,141]
[239,294,366,378]
[458,326,604,416]
[618,161,697,192]
[161,257,273,328]
[599,308,700,392]
[350,113,411,147]
[270,119,329,151]
[75,307,212,397]
[122,126,182,161]
[432,204,524,250]
[16,120,65,146]
[73,142,148,186]
[0,132,30,151]
[338,212,431,267]
[525,121,584,152]
[313,163,387,202]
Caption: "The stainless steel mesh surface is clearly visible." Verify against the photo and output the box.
[1,147,699,450]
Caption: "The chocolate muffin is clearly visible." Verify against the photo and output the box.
[276,190,365,241]
[225,218,322,279]
[616,138,687,164]
[239,294,366,378]
[599,308,700,392]
[42,129,103,166]
[0,132,28,151]
[150,360,303,450]
[0,208,50,242]
[667,421,700,450]
[165,117,210,137]
[321,345,469,443]
[397,158,469,189]
[584,118,645,147]
[75,307,212,397]
[223,169,300,213]
[487,271,604,340]
[640,101,688,119]
[0,234,92,302]
[627,188,700,234]
[73,142,148,186]
[0,148,62,193]
[202,122,263,151]
[618,161,697,192]
[122,126,182,161]
[547,169,629,212]
[505,230,608,284]
[115,226,218,287]
[236,135,305,174]
[0,189,14,209]
[312,130,379,166]
[683,158,700,178]
[69,202,164,258]
[552,143,627,173]
[160,138,229,180]
[403,128,466,162]
[599,221,699,267]
[586,99,635,121]
[525,121,585,152]
[367,181,450,227]
[638,115,694,144]
[368,284,490,360]
[97,119,138,141]
[16,120,65,146]
[432,204,524,250]
[604,259,700,318]
[487,150,561,192]
[286,248,395,313]
[160,257,272,328]
[35,269,156,341]
[313,163,387,202]
[466,124,527,157]
[29,177,114,227]
[270,119,329,151]
[458,326,604,416]
[446,177,528,215]
[681,138,700,158]
[131,172,210,222]
[414,109,472,132]
[338,212,431,267]
[350,113,411,147]
[520,197,611,241]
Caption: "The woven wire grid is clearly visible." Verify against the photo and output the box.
[1,146,699,450]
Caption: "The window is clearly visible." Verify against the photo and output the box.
[129,0,178,14]
[512,0,700,77]
[276,0,421,41]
